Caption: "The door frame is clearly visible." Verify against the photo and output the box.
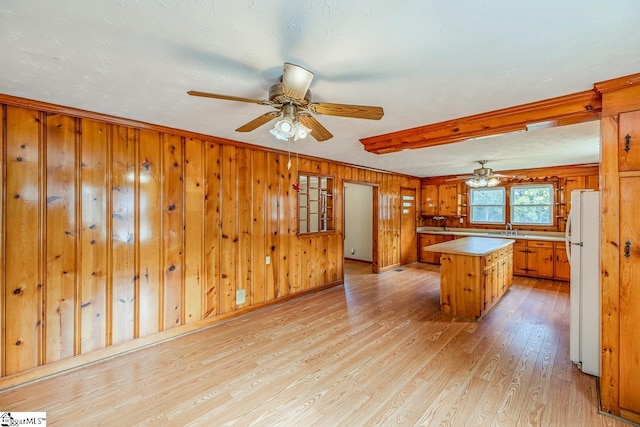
[343,180,379,273]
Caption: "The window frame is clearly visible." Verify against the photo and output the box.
[509,183,555,226]
[297,173,334,235]
[468,187,506,225]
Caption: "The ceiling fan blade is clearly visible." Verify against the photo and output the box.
[235,111,281,132]
[309,102,384,120]
[187,90,269,105]
[445,175,474,181]
[299,114,333,142]
[282,63,314,100]
[494,173,527,179]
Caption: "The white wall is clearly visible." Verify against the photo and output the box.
[344,183,373,262]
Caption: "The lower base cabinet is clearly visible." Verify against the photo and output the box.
[440,244,514,320]
[418,234,453,264]
[420,234,569,281]
[513,239,566,280]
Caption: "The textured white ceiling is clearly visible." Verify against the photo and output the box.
[1,1,639,177]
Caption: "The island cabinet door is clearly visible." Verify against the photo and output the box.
[440,254,483,319]
[497,248,508,294]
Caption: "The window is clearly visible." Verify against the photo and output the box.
[469,187,506,224]
[510,184,554,225]
[297,174,334,234]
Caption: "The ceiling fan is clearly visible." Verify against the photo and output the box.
[449,160,526,187]
[188,62,384,142]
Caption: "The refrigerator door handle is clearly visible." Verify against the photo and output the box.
[565,210,572,264]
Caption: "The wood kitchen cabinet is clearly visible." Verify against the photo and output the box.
[418,234,453,264]
[428,237,514,320]
[483,245,513,309]
[512,239,555,279]
[438,184,459,216]
[619,175,640,418]
[527,241,555,278]
[554,242,570,280]
[420,184,459,216]
[420,184,438,216]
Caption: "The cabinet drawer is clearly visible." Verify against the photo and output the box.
[528,240,553,248]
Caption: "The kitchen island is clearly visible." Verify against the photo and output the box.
[423,236,515,320]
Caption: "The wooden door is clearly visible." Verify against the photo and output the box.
[512,240,528,275]
[400,188,417,264]
[439,184,459,216]
[619,111,640,171]
[528,241,555,278]
[619,176,640,414]
[420,184,438,216]
[554,242,570,280]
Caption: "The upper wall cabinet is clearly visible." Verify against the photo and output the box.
[619,110,640,171]
[421,184,459,217]
[420,184,438,216]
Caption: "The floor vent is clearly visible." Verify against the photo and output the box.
[394,268,404,272]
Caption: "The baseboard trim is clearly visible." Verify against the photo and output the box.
[0,279,343,392]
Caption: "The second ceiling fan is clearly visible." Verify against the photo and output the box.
[188,63,384,142]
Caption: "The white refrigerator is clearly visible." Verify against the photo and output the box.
[565,189,600,377]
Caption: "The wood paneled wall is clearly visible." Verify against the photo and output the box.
[0,100,419,384]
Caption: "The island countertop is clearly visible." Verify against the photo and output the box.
[423,236,515,256]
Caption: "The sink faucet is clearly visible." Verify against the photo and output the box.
[506,223,512,235]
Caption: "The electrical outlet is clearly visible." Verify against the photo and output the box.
[459,217,464,223]
[236,289,246,305]
[266,255,271,265]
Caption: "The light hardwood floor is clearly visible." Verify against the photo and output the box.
[0,261,630,426]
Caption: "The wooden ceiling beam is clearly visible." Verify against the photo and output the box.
[360,89,602,154]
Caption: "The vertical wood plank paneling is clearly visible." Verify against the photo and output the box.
[220,145,238,313]
[600,115,620,414]
[4,106,42,374]
[328,162,339,282]
[289,159,301,294]
[266,152,278,301]
[0,105,4,375]
[252,151,267,304]
[204,142,220,317]
[111,125,136,345]
[237,147,251,308]
[44,113,77,363]
[0,96,422,384]
[138,129,162,337]
[278,153,290,298]
[184,137,204,323]
[79,119,108,353]
[162,134,184,329]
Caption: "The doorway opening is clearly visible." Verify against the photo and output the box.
[344,182,378,273]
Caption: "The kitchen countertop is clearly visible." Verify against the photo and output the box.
[416,226,565,242]
[422,236,515,256]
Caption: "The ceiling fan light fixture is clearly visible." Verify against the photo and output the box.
[487,176,500,187]
[270,117,296,140]
[294,122,311,140]
[270,117,311,142]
